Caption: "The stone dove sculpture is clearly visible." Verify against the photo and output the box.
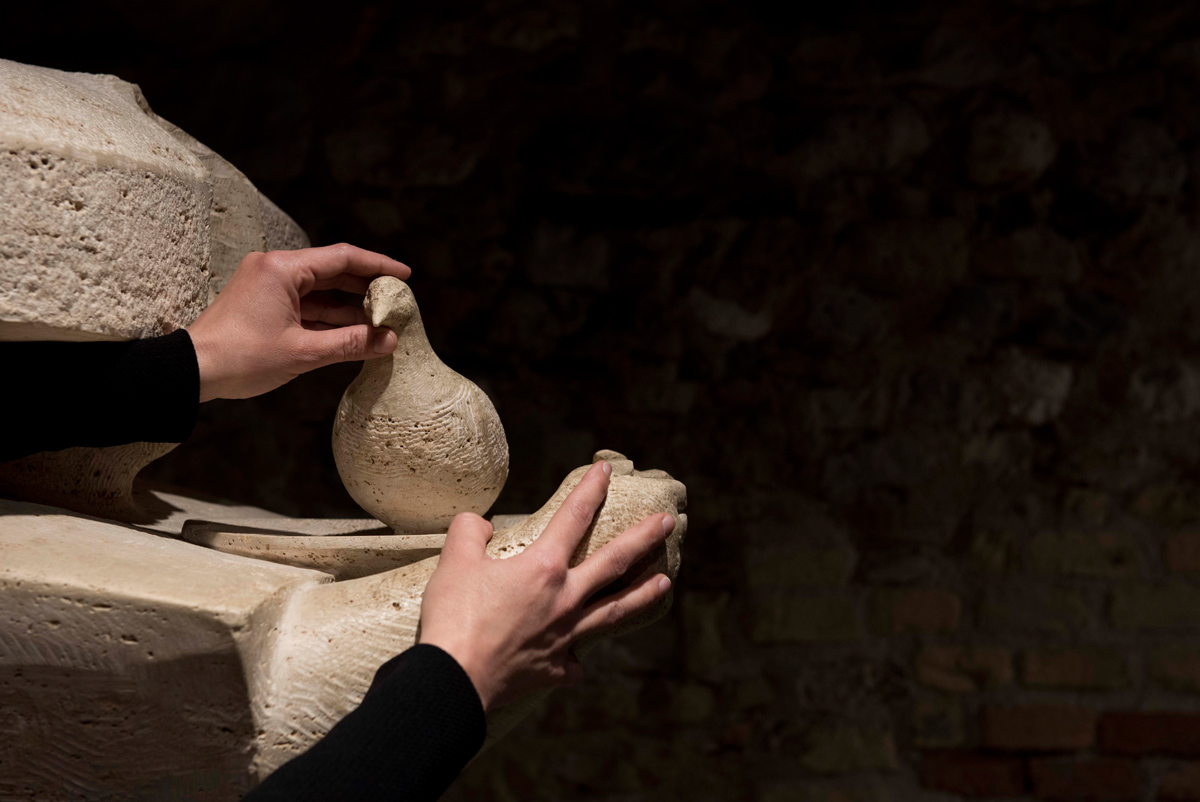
[332,277,509,533]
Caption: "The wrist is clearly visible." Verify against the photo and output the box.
[421,636,496,712]
[187,325,226,402]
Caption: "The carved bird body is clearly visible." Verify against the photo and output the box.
[333,277,509,533]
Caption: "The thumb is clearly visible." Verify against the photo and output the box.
[442,513,494,563]
[299,324,396,368]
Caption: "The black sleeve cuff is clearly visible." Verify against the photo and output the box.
[244,644,486,802]
[0,329,200,461]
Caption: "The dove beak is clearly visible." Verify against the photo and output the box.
[370,305,388,328]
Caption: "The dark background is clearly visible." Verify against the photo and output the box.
[12,1,1200,799]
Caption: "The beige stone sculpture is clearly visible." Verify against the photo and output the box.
[333,276,509,533]
[0,452,686,800]
[0,58,309,519]
[0,58,689,802]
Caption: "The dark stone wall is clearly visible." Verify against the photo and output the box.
[13,1,1200,799]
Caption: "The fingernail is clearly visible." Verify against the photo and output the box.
[372,330,395,354]
[658,576,672,593]
[601,461,612,476]
[661,515,674,535]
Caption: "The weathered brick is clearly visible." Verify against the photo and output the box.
[980,586,1091,634]
[1099,712,1200,756]
[760,777,891,802]
[1112,584,1200,631]
[918,750,1025,797]
[749,592,864,643]
[801,725,898,773]
[981,705,1097,751]
[914,696,964,747]
[745,542,857,588]
[870,588,961,634]
[1022,647,1130,690]
[1029,757,1142,801]
[1064,488,1113,527]
[916,645,1013,693]
[1150,647,1200,692]
[666,682,716,724]
[1167,532,1200,573]
[1159,762,1200,800]
[1030,530,1141,577]
[681,592,728,675]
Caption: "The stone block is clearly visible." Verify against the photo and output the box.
[1029,530,1142,577]
[980,586,1092,634]
[1064,488,1114,527]
[913,696,964,748]
[915,645,1013,693]
[1022,647,1131,690]
[1098,712,1200,756]
[1159,762,1200,800]
[748,592,864,644]
[973,225,1082,282]
[0,60,209,341]
[980,705,1098,751]
[1130,362,1200,424]
[1167,533,1200,573]
[800,725,899,773]
[842,218,969,295]
[870,588,961,634]
[759,776,892,802]
[1028,757,1142,802]
[1111,584,1200,632]
[0,58,307,342]
[667,682,716,724]
[681,592,729,675]
[917,750,1026,797]
[1149,647,1200,692]
[745,541,857,588]
[966,111,1056,186]
[1085,119,1186,204]
[997,348,1073,426]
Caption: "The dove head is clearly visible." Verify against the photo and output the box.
[364,277,418,332]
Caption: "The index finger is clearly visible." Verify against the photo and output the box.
[530,461,612,564]
[274,243,411,293]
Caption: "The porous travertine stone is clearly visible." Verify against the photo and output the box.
[0,441,176,521]
[333,277,509,533]
[0,59,210,341]
[0,451,686,799]
[0,58,309,521]
[181,518,446,580]
[150,114,309,298]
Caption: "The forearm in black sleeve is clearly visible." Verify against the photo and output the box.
[0,330,200,461]
[244,644,487,802]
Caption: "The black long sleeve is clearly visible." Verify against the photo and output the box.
[2,335,486,799]
[244,644,487,802]
[0,330,200,461]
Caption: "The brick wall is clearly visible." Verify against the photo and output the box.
[13,1,1200,800]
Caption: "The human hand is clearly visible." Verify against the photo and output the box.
[186,244,411,402]
[417,461,675,712]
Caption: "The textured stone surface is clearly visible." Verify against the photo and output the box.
[0,59,209,341]
[0,451,686,795]
[981,705,1098,751]
[333,277,509,533]
[0,58,309,523]
[0,58,309,341]
[1021,647,1131,690]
